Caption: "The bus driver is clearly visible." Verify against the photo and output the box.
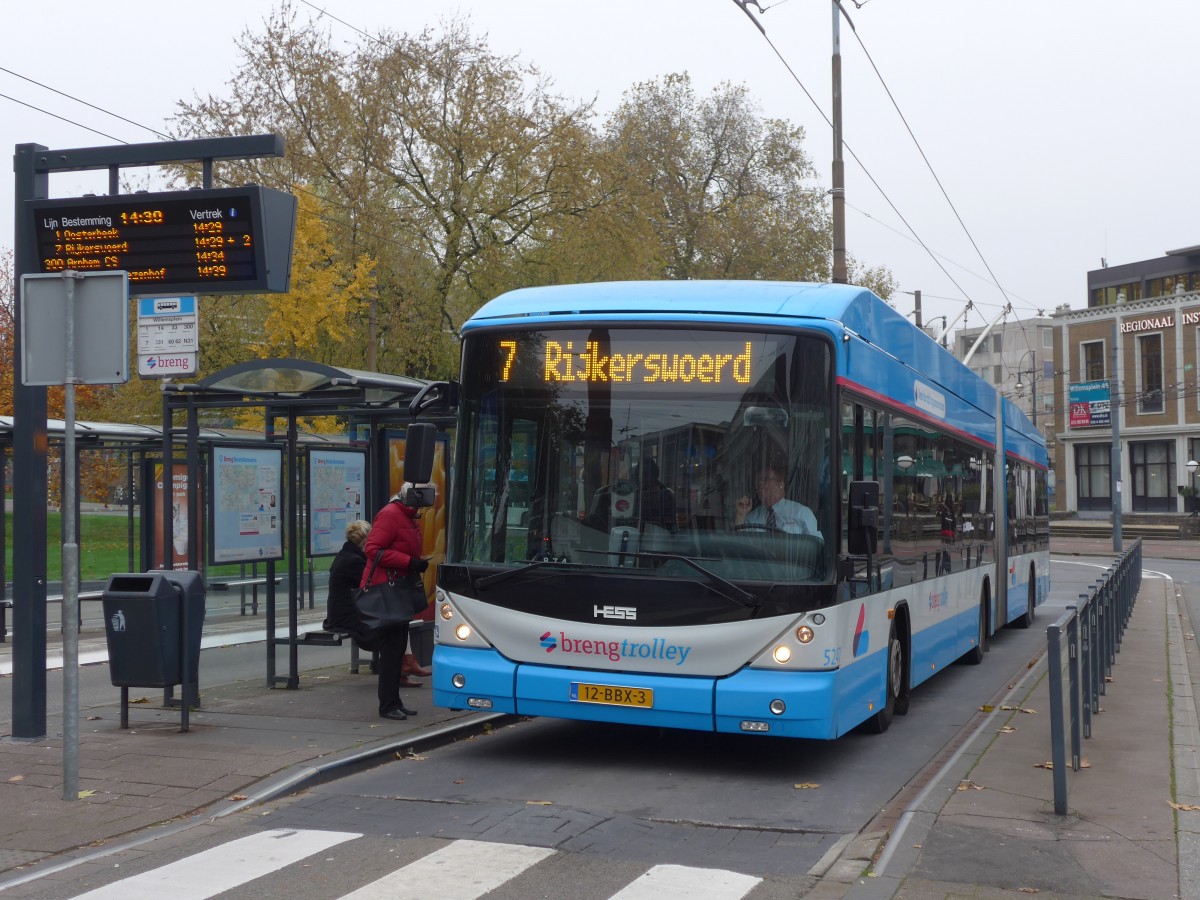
[735,466,818,535]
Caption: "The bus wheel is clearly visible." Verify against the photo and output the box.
[867,624,902,734]
[1016,568,1036,629]
[963,589,988,665]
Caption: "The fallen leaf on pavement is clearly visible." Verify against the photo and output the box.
[527,800,553,805]
[978,705,994,712]
[1000,725,1017,734]
[228,794,248,801]
[1035,761,1053,769]
[78,790,95,798]
[130,697,149,704]
[1080,758,1091,768]
[86,716,102,721]
[7,775,24,783]
[1169,801,1200,811]
[794,783,820,790]
[956,780,983,791]
[453,779,464,785]
[1018,888,1040,894]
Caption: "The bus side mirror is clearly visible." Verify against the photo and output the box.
[404,422,436,485]
[848,480,880,556]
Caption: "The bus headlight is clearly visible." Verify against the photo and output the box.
[454,623,473,641]
[795,625,814,643]
[440,602,454,620]
[773,645,792,664]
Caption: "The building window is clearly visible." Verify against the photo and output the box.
[1147,273,1199,298]
[1090,283,1143,307]
[992,334,1002,353]
[993,365,1003,384]
[1137,333,1164,414]
[1075,443,1110,511]
[1041,328,1052,349]
[1130,440,1174,512]
[1082,341,1105,381]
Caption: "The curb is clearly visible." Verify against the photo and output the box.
[0,711,512,892]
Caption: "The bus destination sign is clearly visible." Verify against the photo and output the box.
[29,185,297,296]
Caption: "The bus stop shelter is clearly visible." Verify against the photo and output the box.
[159,358,454,688]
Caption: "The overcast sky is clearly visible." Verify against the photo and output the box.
[3,1,1196,331]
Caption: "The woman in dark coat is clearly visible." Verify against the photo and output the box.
[323,516,417,720]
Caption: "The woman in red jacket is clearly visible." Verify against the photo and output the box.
[360,492,428,720]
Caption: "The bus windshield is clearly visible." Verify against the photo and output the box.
[453,326,834,584]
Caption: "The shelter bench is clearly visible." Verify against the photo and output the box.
[207,575,282,616]
[1,590,105,643]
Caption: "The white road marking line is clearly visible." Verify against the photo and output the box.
[70,828,360,899]
[338,839,555,900]
[609,863,762,899]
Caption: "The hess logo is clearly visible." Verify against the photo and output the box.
[594,605,637,621]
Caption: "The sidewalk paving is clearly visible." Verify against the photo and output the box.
[0,534,1196,898]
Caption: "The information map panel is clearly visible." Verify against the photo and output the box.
[29,186,296,296]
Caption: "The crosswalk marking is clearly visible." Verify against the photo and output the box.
[338,839,556,899]
[70,828,360,900]
[66,831,767,900]
[609,864,763,899]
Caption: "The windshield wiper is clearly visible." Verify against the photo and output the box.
[636,552,759,608]
[475,559,578,590]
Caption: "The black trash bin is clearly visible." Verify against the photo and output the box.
[102,571,205,688]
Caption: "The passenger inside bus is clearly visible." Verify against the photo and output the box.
[584,457,676,533]
[735,465,818,535]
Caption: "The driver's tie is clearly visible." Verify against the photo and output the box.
[766,506,777,530]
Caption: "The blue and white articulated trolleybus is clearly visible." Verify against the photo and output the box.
[430,281,1049,739]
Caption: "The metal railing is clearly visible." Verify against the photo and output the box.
[1046,538,1142,814]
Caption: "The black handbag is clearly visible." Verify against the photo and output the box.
[354,550,429,630]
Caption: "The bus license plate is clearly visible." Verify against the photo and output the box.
[569,682,654,708]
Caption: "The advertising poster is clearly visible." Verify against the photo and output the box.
[386,430,450,617]
[210,446,284,563]
[1068,380,1111,428]
[150,461,203,570]
[308,448,367,556]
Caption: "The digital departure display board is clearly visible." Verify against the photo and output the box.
[29,185,297,296]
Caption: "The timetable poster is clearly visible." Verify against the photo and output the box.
[308,449,367,557]
[210,446,284,563]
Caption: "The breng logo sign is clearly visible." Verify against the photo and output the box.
[538,631,692,666]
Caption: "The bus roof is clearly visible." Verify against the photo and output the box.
[465,280,875,326]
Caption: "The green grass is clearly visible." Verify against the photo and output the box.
[4,511,334,583]
[5,511,140,582]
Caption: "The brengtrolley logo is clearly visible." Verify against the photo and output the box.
[538,631,692,666]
